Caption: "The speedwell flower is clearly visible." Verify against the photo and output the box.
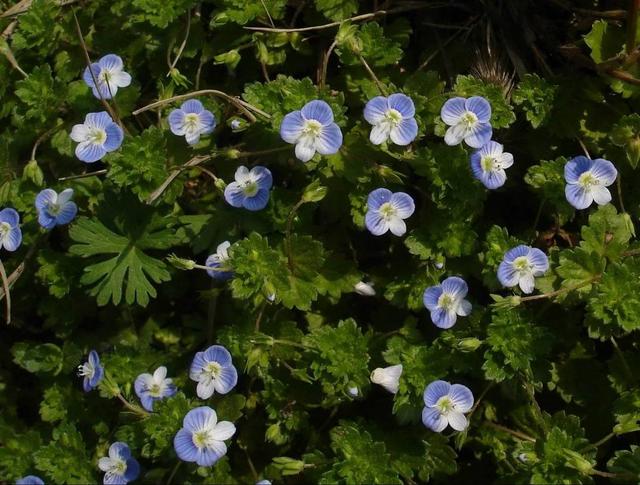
[206,241,233,280]
[168,99,216,145]
[441,96,492,148]
[78,350,104,392]
[280,100,343,162]
[70,112,123,163]
[564,156,617,209]
[35,188,77,230]
[470,140,514,189]
[498,245,549,294]
[16,476,44,485]
[83,54,132,99]
[0,208,22,252]
[134,366,177,412]
[365,188,415,236]
[423,277,472,329]
[354,281,376,296]
[98,442,140,485]
[370,364,403,394]
[224,165,272,211]
[190,345,238,399]
[422,380,474,432]
[174,406,236,467]
[363,93,418,146]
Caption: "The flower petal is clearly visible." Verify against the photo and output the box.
[591,158,617,186]
[168,109,186,135]
[184,406,217,432]
[390,117,418,145]
[364,211,389,236]
[99,54,124,72]
[224,183,245,208]
[103,123,124,152]
[181,99,204,114]
[280,111,304,144]
[441,276,468,299]
[518,273,535,294]
[430,307,457,329]
[196,441,226,467]
[294,137,316,162]
[2,226,21,251]
[465,96,492,123]
[203,345,233,366]
[500,152,514,169]
[423,286,443,311]
[213,366,238,394]
[98,457,113,472]
[174,429,198,462]
[480,169,507,190]
[565,184,593,210]
[388,93,415,118]
[363,96,389,125]
[449,383,474,412]
[440,97,466,125]
[38,212,57,230]
[447,411,469,431]
[592,185,612,206]
[457,299,472,317]
[76,142,106,163]
[497,261,519,288]
[301,100,333,125]
[70,124,89,142]
[424,380,451,406]
[369,122,391,145]
[35,189,57,212]
[387,216,407,237]
[503,245,530,263]
[315,123,343,155]
[250,166,273,190]
[198,110,216,135]
[389,192,415,218]
[528,248,549,274]
[86,111,114,130]
[123,458,140,482]
[109,442,131,461]
[197,379,216,400]
[464,122,492,148]
[564,156,592,183]
[444,123,466,146]
[422,407,448,432]
[82,63,101,88]
[367,188,392,210]
[55,201,77,226]
[211,421,236,441]
[242,189,270,211]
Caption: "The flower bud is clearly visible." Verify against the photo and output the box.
[302,180,328,203]
[457,337,482,352]
[562,449,593,474]
[272,457,305,476]
[354,281,376,296]
[166,254,196,270]
[23,159,44,187]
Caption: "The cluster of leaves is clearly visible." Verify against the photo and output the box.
[1,0,640,483]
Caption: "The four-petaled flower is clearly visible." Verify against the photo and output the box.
[370,364,403,394]
[168,99,216,145]
[364,93,418,146]
[224,165,272,211]
[441,96,492,148]
[78,350,104,392]
[206,241,233,280]
[83,54,132,100]
[35,188,78,230]
[0,208,22,252]
[16,476,44,485]
[365,188,415,236]
[564,156,617,210]
[98,442,140,485]
[174,406,236,467]
[280,100,343,162]
[470,141,514,189]
[134,366,178,412]
[190,345,238,399]
[423,277,472,329]
[422,380,474,432]
[70,112,123,163]
[498,245,549,294]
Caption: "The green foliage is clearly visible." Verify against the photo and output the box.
[34,423,95,483]
[513,74,558,128]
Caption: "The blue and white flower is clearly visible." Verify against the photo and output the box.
[98,442,140,485]
[78,350,104,392]
[564,156,617,209]
[83,54,132,99]
[134,366,177,412]
[363,93,418,146]
[0,208,22,252]
[354,281,376,296]
[35,188,78,230]
[256,480,272,485]
[206,241,233,280]
[370,364,403,394]
[224,165,272,211]
[498,245,549,294]
[16,476,44,485]
[280,100,343,162]
[168,99,216,145]
[422,380,474,432]
[365,188,415,236]
[70,112,123,163]
[190,345,238,399]
[423,277,472,329]
[470,141,514,189]
[173,406,236,467]
[441,96,492,148]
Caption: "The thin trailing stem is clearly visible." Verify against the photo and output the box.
[626,0,640,55]
[519,275,602,302]
[467,382,494,419]
[0,260,12,324]
[581,431,616,452]
[132,90,271,122]
[166,461,181,485]
[319,39,338,89]
[1,20,27,77]
[146,154,213,205]
[617,175,626,213]
[31,122,63,161]
[358,54,387,95]
[115,392,150,417]
[58,169,108,181]
[167,9,192,75]
[610,336,635,383]
[485,422,536,442]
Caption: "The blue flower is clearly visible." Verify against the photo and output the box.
[280,100,343,162]
[365,188,415,236]
[564,156,617,209]
[16,476,44,485]
[497,245,549,294]
[224,165,272,211]
[0,208,22,252]
[83,54,132,99]
[134,366,177,412]
[470,140,514,189]
[78,350,104,392]
[422,380,474,432]
[206,241,233,280]
[173,406,236,467]
[423,277,472,329]
[190,345,238,399]
[98,442,140,485]
[370,364,403,394]
[35,188,78,230]
[168,100,216,145]
[363,93,418,146]
[70,112,123,163]
[441,96,492,148]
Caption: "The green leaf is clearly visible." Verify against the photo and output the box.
[608,445,640,481]
[142,392,193,458]
[337,22,403,67]
[131,0,198,28]
[588,261,640,333]
[14,65,63,126]
[34,422,95,483]
[211,0,287,26]
[512,74,558,128]
[315,0,359,20]
[11,342,63,375]
[580,204,632,261]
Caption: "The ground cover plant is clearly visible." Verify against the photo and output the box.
[1,0,640,483]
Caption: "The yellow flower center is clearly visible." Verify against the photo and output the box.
[513,256,531,272]
[436,396,453,413]
[184,113,201,131]
[481,156,497,172]
[461,111,478,126]
[89,128,107,145]
[193,430,211,449]
[385,109,403,125]
[437,293,454,310]
[205,361,222,378]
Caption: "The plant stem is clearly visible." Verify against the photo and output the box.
[610,336,635,383]
[358,54,387,96]
[626,0,640,54]
[0,260,12,324]
[519,275,602,302]
[485,422,536,442]
[58,169,108,181]
[146,154,213,205]
[115,392,150,417]
[167,9,191,75]
[581,431,616,452]
[319,39,338,89]
[617,175,626,213]
[166,461,181,485]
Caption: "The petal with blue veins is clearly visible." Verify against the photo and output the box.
[280,111,304,143]
[367,188,392,210]
[388,93,415,118]
[301,100,333,125]
[422,406,448,432]
[465,96,492,123]
[440,97,467,125]
[449,384,474,412]
[424,380,451,406]
[363,96,389,125]
[390,117,418,145]
[315,123,343,155]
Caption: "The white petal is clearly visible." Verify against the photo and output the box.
[210,421,236,441]
[447,411,469,431]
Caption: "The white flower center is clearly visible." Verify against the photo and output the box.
[242,180,259,197]
[192,429,212,449]
[435,395,453,414]
[88,128,107,145]
[0,222,11,239]
[148,382,163,397]
[106,458,127,476]
[184,113,201,132]
[513,256,532,274]
[384,108,403,126]
[378,202,397,221]
[302,119,323,137]
[205,361,222,379]
[437,293,455,311]
[460,111,478,127]
[47,202,61,216]
[578,171,599,189]
[77,362,95,379]
[481,155,498,172]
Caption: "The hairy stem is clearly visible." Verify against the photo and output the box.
[519,275,602,302]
